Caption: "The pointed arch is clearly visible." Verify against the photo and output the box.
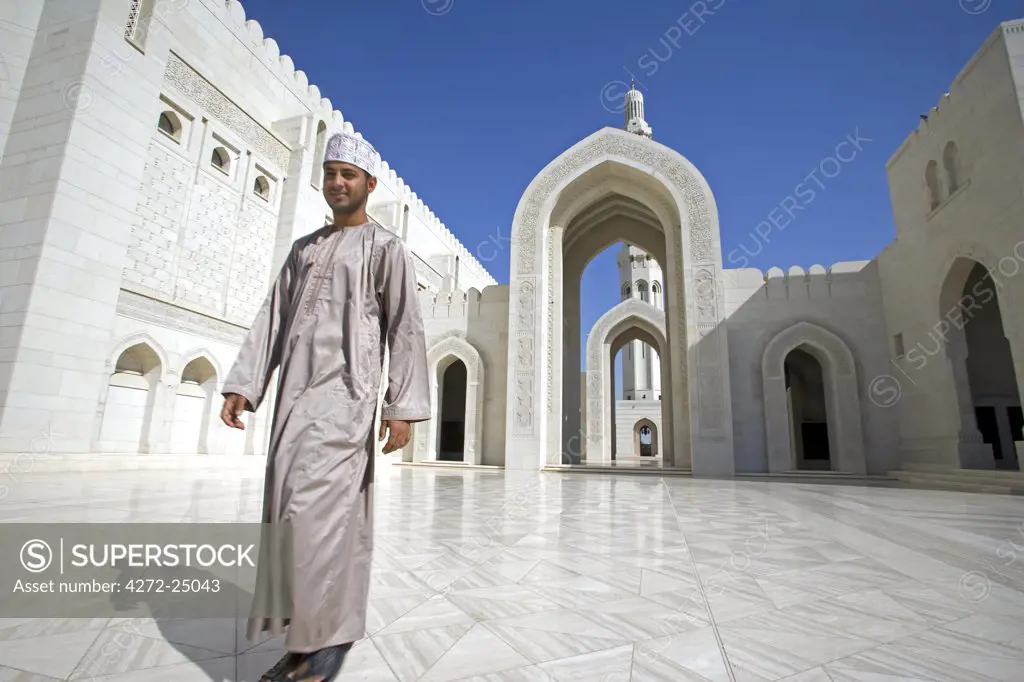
[107,333,169,375]
[504,126,733,475]
[176,348,224,381]
[633,417,659,458]
[414,333,485,465]
[171,352,222,455]
[761,320,866,474]
[96,334,168,454]
[926,160,941,210]
[585,298,670,464]
[942,141,961,194]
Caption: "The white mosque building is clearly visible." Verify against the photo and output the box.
[2,1,1023,489]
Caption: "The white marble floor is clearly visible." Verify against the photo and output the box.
[1,459,1024,681]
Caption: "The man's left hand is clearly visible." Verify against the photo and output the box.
[379,420,411,454]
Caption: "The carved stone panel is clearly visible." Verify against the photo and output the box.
[508,128,726,465]
[165,52,290,170]
[514,374,534,435]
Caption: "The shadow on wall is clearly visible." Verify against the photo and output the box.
[723,261,899,476]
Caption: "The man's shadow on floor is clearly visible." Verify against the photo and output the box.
[92,564,292,681]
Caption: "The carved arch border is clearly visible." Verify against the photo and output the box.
[585,298,669,464]
[761,320,866,475]
[506,126,727,471]
[418,332,485,465]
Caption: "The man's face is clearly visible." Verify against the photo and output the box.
[323,161,376,213]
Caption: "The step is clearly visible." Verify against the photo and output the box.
[900,463,1024,483]
[888,470,1022,495]
[542,464,692,477]
[735,471,895,480]
[890,467,1024,486]
[0,453,267,474]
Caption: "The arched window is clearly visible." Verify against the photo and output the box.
[311,121,327,189]
[651,281,662,308]
[621,283,631,300]
[943,141,960,194]
[253,175,270,200]
[157,111,181,142]
[636,280,649,303]
[925,160,940,210]
[211,146,230,174]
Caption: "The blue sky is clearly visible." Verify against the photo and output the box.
[236,0,1023,389]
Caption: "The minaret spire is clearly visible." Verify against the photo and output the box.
[623,79,652,139]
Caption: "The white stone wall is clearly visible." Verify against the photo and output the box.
[878,20,1024,469]
[419,285,509,466]
[723,262,900,474]
[613,400,662,458]
[0,2,45,166]
[0,0,496,455]
[102,313,272,457]
[123,139,190,297]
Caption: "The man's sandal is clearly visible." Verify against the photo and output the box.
[289,644,352,682]
[259,652,303,682]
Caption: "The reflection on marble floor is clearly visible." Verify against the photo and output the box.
[1,459,1024,681]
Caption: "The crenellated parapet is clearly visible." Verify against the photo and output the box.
[724,261,874,300]
[214,1,496,287]
[886,19,1024,170]
[418,287,485,319]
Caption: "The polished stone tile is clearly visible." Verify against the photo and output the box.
[417,623,531,681]
[0,629,103,679]
[0,667,65,682]
[633,626,732,681]
[483,608,628,664]
[716,607,879,681]
[536,643,634,680]
[372,624,471,681]
[2,463,1024,681]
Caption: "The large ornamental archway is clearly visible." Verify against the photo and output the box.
[504,127,734,474]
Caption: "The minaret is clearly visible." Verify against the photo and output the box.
[623,79,652,139]
[617,243,662,401]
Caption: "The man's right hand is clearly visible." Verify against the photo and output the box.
[221,393,249,430]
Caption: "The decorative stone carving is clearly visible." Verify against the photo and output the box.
[514,374,533,435]
[228,197,278,326]
[508,127,727,465]
[694,267,717,327]
[546,229,557,413]
[165,52,290,170]
[116,290,247,345]
[517,280,535,334]
[512,278,537,437]
[124,141,190,298]
[692,266,724,439]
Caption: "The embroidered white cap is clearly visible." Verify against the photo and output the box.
[323,131,380,178]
